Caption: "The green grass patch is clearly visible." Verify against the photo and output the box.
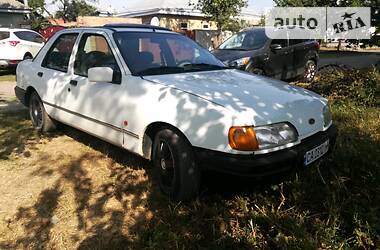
[0,74,16,82]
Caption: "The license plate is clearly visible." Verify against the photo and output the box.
[304,140,329,166]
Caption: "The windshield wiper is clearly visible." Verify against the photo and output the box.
[136,66,184,76]
[182,63,228,70]
[219,48,250,51]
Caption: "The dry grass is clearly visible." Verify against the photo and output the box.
[0,112,158,249]
[0,73,16,82]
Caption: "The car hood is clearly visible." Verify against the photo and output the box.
[144,69,327,138]
[212,49,258,63]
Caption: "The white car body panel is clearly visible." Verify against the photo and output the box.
[144,70,328,139]
[16,27,331,160]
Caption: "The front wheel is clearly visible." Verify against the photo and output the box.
[247,67,265,76]
[152,128,200,201]
[29,92,56,133]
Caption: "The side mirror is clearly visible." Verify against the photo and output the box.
[88,67,114,83]
[270,44,282,51]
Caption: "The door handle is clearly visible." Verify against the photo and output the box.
[37,72,43,77]
[69,80,78,86]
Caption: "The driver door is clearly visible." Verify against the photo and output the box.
[65,32,127,146]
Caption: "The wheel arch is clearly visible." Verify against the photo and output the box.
[23,52,33,60]
[24,86,38,107]
[142,121,192,160]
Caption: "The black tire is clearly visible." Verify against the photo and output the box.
[303,60,317,82]
[152,128,200,201]
[23,54,33,60]
[29,92,56,133]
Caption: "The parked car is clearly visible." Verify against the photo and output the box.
[15,24,337,200]
[0,28,45,70]
[212,27,320,82]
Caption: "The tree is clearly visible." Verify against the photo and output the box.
[273,0,338,7]
[54,0,97,22]
[28,0,52,30]
[192,0,248,32]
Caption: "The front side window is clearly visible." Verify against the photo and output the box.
[114,32,225,76]
[42,33,78,72]
[219,30,269,51]
[74,34,121,83]
[14,31,44,43]
[271,39,288,48]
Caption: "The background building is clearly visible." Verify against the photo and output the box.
[115,0,261,32]
[0,0,31,28]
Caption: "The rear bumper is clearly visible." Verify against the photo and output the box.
[0,59,20,69]
[14,86,27,106]
[194,124,338,177]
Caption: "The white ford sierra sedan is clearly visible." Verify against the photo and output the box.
[15,24,337,200]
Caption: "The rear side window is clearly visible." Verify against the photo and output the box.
[42,33,78,73]
[0,31,10,40]
[14,31,44,43]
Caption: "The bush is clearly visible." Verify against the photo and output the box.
[308,68,380,107]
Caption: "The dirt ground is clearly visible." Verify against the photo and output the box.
[0,81,160,249]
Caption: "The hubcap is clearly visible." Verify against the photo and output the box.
[305,63,316,80]
[157,140,175,188]
[30,97,43,128]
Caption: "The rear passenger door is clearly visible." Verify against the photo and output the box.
[289,39,309,76]
[268,38,292,79]
[36,33,78,112]
[14,31,45,57]
[66,32,126,145]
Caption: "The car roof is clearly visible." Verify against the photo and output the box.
[103,23,171,31]
[0,27,36,32]
[57,23,176,35]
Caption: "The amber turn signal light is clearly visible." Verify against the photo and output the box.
[228,126,259,151]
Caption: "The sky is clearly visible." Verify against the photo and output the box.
[47,0,275,15]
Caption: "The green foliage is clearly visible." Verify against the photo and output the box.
[223,19,252,32]
[54,0,97,22]
[192,0,248,31]
[273,0,339,7]
[310,69,380,107]
[28,0,50,30]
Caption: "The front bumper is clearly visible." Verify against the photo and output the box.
[14,86,27,106]
[195,124,338,177]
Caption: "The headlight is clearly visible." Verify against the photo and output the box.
[323,104,332,127]
[228,123,298,151]
[229,57,250,68]
[254,123,298,150]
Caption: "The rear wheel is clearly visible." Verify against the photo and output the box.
[29,92,56,133]
[152,128,200,200]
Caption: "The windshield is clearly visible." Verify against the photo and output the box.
[114,32,226,76]
[218,29,269,51]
